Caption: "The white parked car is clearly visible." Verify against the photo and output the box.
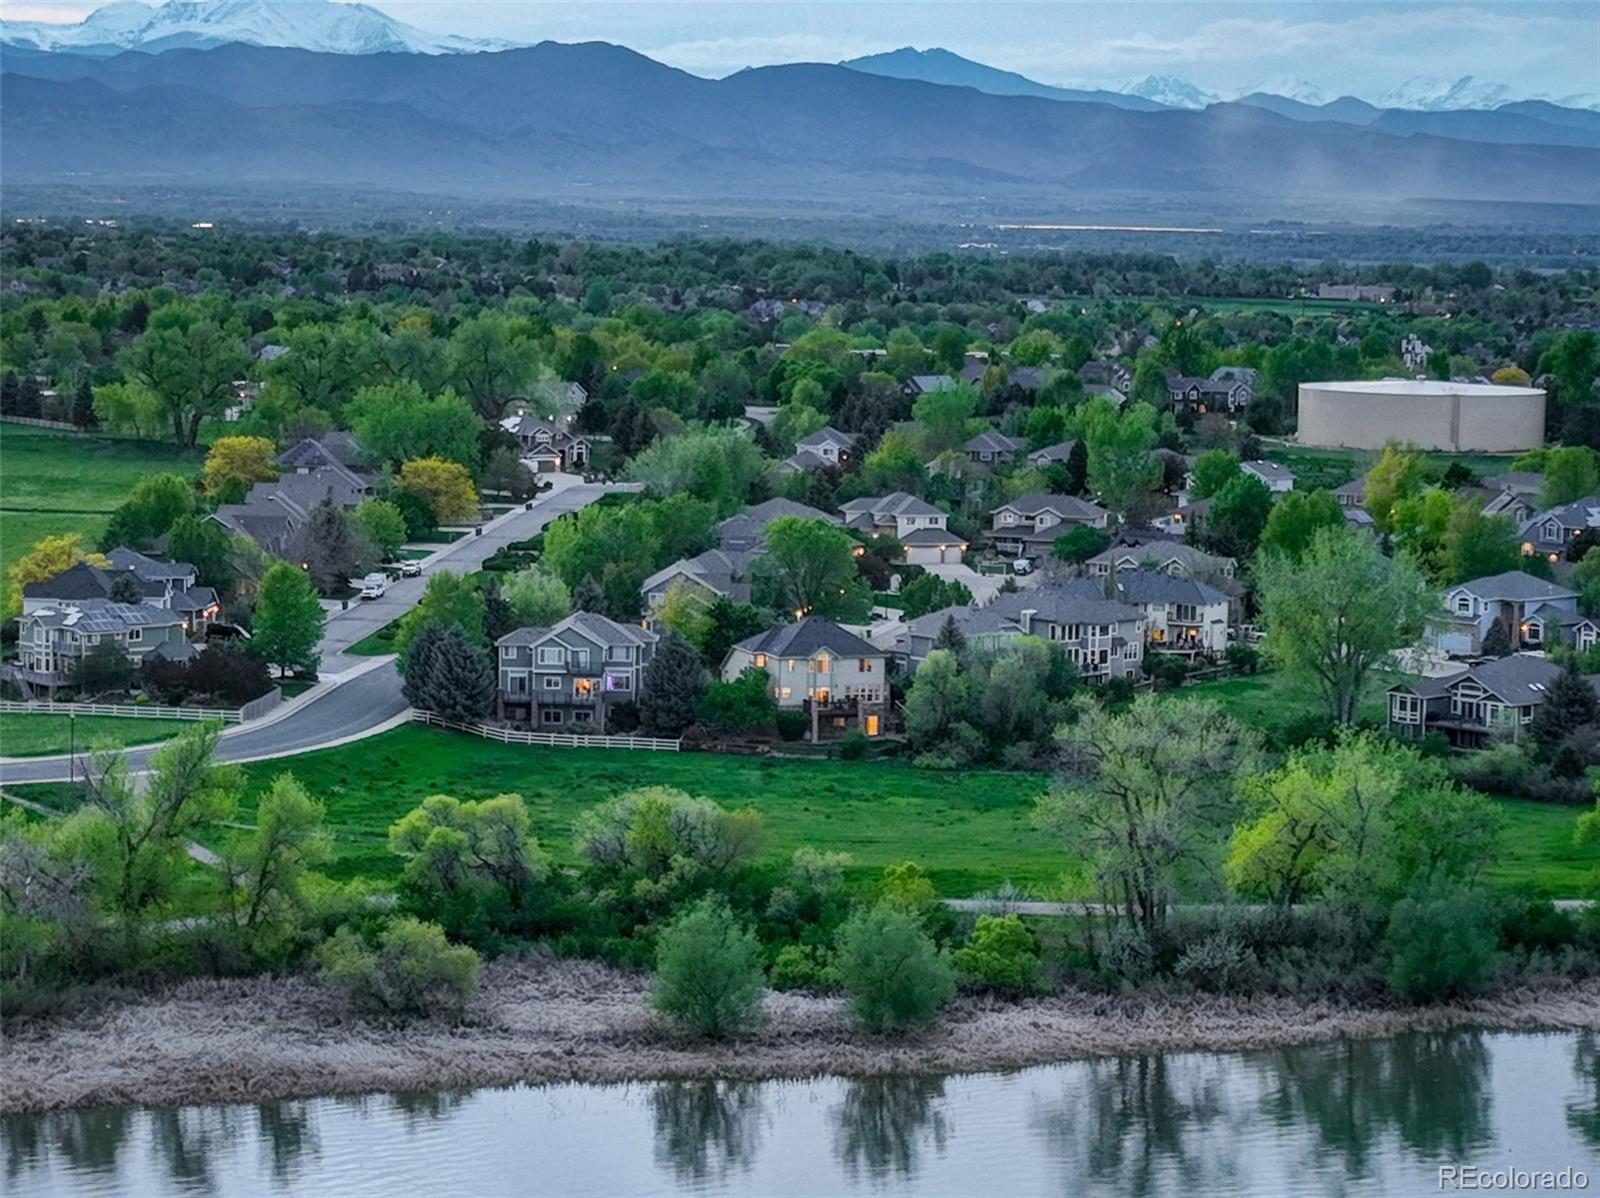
[1012,557,1034,576]
[397,560,422,578]
[358,573,389,600]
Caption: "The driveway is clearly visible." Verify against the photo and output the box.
[921,561,1034,605]
[0,479,626,786]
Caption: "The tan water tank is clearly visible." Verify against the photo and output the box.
[1296,379,1545,452]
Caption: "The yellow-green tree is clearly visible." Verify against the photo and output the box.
[397,457,478,524]
[201,435,279,496]
[1362,442,1427,534]
[5,533,109,616]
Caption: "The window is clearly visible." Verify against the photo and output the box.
[537,647,565,666]
[605,673,632,692]
[778,687,792,700]
[508,675,528,695]
[542,676,562,690]
[607,645,632,662]
[858,659,874,672]
[571,649,590,670]
[128,629,143,642]
[812,687,831,702]
[864,714,880,737]
[815,655,830,672]
[1392,694,1422,723]
[571,710,593,723]
[501,646,517,659]
[573,677,595,698]
[1453,594,1473,615]
[540,709,564,725]
[754,653,767,668]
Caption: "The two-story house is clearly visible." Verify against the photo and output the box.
[1388,654,1597,748]
[1107,568,1231,656]
[783,427,858,474]
[715,498,839,553]
[642,500,839,616]
[1166,375,1252,414]
[989,493,1111,558]
[1077,361,1131,394]
[13,601,192,695]
[839,493,950,541]
[1481,472,1542,524]
[1087,540,1238,582]
[987,586,1145,681]
[495,612,658,731]
[1520,495,1600,562]
[1027,440,1078,468]
[501,415,590,473]
[1430,571,1597,657]
[893,604,1023,671]
[722,617,889,739]
[958,430,1028,468]
[21,548,221,629]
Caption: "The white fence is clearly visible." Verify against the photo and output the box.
[0,699,243,723]
[410,710,680,751]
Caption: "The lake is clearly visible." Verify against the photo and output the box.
[4,1030,1597,1196]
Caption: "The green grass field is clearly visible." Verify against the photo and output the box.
[0,714,185,757]
[1261,444,1518,493]
[343,617,403,657]
[1181,671,1389,743]
[0,425,202,588]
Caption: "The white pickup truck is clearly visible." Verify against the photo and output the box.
[358,573,389,600]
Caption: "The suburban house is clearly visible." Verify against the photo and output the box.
[1077,361,1131,394]
[958,429,1028,467]
[1005,366,1050,393]
[989,493,1111,557]
[12,601,192,694]
[1106,568,1231,656]
[1153,497,1213,537]
[1027,440,1078,468]
[1241,460,1295,493]
[902,374,957,398]
[1333,479,1366,510]
[1087,540,1238,581]
[957,354,989,384]
[892,605,1023,671]
[782,426,857,474]
[1165,374,1252,414]
[1430,571,1597,657]
[524,379,588,421]
[276,433,367,477]
[839,493,950,541]
[495,612,659,732]
[987,586,1145,682]
[1481,472,1543,524]
[1210,366,1259,391]
[715,498,839,553]
[721,617,889,739]
[211,440,376,555]
[1519,495,1600,561]
[501,415,590,472]
[21,548,220,629]
[1387,654,1595,748]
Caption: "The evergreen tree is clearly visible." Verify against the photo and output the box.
[638,632,707,736]
[71,378,98,430]
[108,572,145,605]
[1479,619,1511,658]
[1062,438,1089,495]
[0,370,19,416]
[404,624,495,723]
[16,376,42,419]
[572,573,606,613]
[401,621,446,706]
[933,613,967,655]
[480,575,518,643]
[1531,658,1599,748]
[292,501,362,596]
[700,597,767,671]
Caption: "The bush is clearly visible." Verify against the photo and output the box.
[1173,929,1255,992]
[1383,887,1498,1002]
[775,710,809,742]
[1097,676,1136,704]
[1224,643,1261,674]
[1498,897,1578,955]
[316,917,480,1017]
[834,903,955,1032]
[651,897,766,1039]
[836,729,870,760]
[1142,654,1188,691]
[768,943,839,991]
[951,914,1040,992]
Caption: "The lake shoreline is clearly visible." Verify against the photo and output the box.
[4,959,1599,1114]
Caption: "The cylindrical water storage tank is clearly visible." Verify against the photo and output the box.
[1296,380,1545,452]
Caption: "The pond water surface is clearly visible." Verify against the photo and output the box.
[4,1030,1598,1196]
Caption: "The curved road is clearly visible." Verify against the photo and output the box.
[0,480,624,785]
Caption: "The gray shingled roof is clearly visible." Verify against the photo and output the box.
[24,600,184,633]
[899,527,967,546]
[988,586,1142,627]
[1112,567,1229,607]
[992,492,1108,521]
[733,616,880,658]
[963,430,1026,455]
[497,611,659,650]
[1242,460,1294,484]
[839,492,945,519]
[1452,571,1577,603]
[640,548,756,603]
[902,605,1017,639]
[793,426,856,451]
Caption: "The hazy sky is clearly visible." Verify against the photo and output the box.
[7,0,1599,98]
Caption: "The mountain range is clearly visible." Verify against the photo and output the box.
[2,40,1595,215]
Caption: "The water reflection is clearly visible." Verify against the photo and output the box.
[649,1080,766,1184]
[3,1031,1594,1198]
[830,1075,950,1181]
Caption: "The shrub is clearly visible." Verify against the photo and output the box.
[951,914,1041,992]
[651,897,766,1039]
[316,918,480,1017]
[775,710,809,742]
[836,729,870,760]
[1099,924,1156,985]
[1097,676,1137,704]
[768,943,839,991]
[1141,654,1188,691]
[1383,887,1498,1002]
[1498,897,1578,955]
[880,861,938,915]
[834,903,954,1032]
[1223,642,1261,673]
[1173,929,1255,992]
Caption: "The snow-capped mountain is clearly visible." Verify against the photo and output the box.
[0,0,511,56]
[1238,76,1331,107]
[1119,75,1220,110]
[1374,74,1598,112]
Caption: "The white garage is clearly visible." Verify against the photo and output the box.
[900,527,968,566]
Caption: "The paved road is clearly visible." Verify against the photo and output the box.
[0,479,626,785]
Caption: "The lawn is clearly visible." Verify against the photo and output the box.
[0,714,185,757]
[228,725,1057,895]
[1261,444,1518,493]
[343,617,403,657]
[1488,797,1600,897]
[1181,671,1389,743]
[0,425,202,587]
